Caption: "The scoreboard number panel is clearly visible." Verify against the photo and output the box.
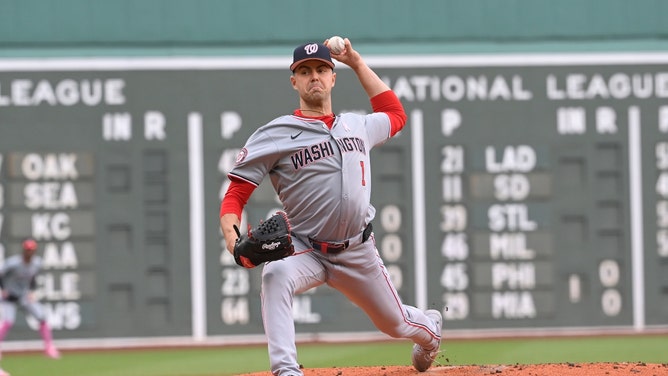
[1,54,666,342]
[393,62,668,330]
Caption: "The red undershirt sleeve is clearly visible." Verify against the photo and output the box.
[220,179,256,219]
[370,90,407,136]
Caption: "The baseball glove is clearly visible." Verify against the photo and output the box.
[233,211,295,268]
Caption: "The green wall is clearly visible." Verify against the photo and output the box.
[0,0,667,57]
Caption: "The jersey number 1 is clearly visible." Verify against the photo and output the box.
[360,161,366,186]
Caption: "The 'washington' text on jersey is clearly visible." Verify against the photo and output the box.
[335,137,367,154]
[290,137,367,170]
[291,141,336,169]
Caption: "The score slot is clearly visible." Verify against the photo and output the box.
[469,172,552,201]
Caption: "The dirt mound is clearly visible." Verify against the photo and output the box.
[239,362,668,375]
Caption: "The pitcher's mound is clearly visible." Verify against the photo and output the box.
[240,362,667,375]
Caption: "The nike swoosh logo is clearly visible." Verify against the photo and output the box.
[291,131,303,140]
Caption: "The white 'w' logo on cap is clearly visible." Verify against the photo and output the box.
[304,43,319,55]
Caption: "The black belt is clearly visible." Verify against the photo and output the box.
[309,223,373,254]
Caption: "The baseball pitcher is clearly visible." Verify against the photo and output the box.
[220,38,442,376]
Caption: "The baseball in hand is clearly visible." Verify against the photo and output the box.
[328,36,345,54]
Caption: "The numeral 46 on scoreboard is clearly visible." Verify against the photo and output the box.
[441,233,469,260]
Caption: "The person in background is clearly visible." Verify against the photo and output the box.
[0,238,61,365]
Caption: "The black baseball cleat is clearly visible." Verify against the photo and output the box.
[411,309,443,372]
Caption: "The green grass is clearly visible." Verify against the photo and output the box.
[2,335,667,376]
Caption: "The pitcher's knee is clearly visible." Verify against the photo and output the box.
[262,263,295,290]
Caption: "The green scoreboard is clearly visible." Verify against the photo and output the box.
[0,53,666,342]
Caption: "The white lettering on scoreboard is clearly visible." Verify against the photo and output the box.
[16,152,90,331]
[656,142,668,258]
[440,141,470,320]
[486,145,539,319]
[380,205,404,295]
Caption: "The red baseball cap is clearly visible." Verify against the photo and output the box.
[290,42,335,72]
[22,238,38,251]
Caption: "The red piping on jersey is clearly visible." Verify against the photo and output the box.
[380,254,441,342]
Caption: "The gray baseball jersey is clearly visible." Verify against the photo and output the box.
[229,112,390,243]
[0,255,42,298]
[0,254,46,322]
